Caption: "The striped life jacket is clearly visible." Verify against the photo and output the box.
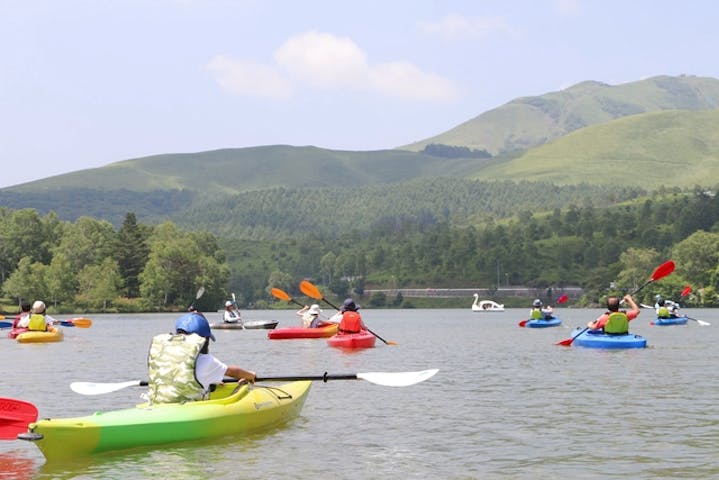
[147,333,206,404]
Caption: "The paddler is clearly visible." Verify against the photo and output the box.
[146,310,256,404]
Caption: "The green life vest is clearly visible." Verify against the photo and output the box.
[657,306,670,318]
[530,309,543,320]
[147,333,206,404]
[604,311,629,334]
[28,313,47,331]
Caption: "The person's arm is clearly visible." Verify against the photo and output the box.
[624,295,640,320]
[225,365,256,383]
[587,313,607,329]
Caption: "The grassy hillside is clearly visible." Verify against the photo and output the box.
[474,110,719,188]
[6,146,482,195]
[402,75,719,155]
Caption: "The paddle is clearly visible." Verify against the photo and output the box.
[687,316,711,326]
[70,368,440,395]
[188,286,205,311]
[55,317,93,328]
[556,260,676,346]
[270,287,305,307]
[0,398,39,440]
[231,293,245,330]
[299,280,397,345]
[519,294,568,327]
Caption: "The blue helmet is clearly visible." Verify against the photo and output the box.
[175,312,215,341]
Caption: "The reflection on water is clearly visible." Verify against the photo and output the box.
[1,309,718,479]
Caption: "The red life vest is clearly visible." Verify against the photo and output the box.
[339,311,362,334]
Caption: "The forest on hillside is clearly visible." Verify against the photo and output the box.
[2,186,719,313]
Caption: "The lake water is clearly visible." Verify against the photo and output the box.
[1,308,718,479]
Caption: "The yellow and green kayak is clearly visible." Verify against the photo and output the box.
[18,381,311,461]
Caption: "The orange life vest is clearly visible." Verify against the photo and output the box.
[339,311,362,334]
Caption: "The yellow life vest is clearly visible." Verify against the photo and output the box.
[27,313,47,331]
[530,309,543,320]
[147,333,206,404]
[657,306,670,318]
[604,311,629,334]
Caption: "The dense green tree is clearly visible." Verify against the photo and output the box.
[2,257,49,305]
[671,231,719,288]
[77,258,123,310]
[53,216,116,273]
[114,212,150,297]
[45,253,77,307]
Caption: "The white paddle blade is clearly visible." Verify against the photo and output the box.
[698,319,711,326]
[357,369,439,387]
[70,380,143,395]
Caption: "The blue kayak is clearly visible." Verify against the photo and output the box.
[571,328,647,349]
[652,316,688,326]
[524,317,562,328]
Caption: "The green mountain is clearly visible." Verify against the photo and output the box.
[402,74,719,155]
[1,74,718,232]
[474,109,719,187]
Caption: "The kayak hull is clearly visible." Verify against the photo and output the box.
[16,327,63,343]
[210,320,279,330]
[652,316,688,326]
[571,328,647,349]
[524,317,562,328]
[19,381,311,461]
[268,323,338,339]
[327,331,376,349]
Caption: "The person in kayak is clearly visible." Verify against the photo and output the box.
[529,299,553,320]
[146,311,256,404]
[296,304,322,328]
[338,298,367,334]
[223,300,242,324]
[655,297,679,318]
[24,300,56,331]
[12,301,32,328]
[587,294,640,333]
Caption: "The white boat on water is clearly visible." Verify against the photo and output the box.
[472,293,505,312]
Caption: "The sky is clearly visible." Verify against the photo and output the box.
[1,0,718,189]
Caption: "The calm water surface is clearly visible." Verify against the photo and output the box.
[1,308,718,479]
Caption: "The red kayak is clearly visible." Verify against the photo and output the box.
[327,330,376,349]
[267,323,338,340]
[8,327,28,339]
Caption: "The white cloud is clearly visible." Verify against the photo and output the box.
[205,55,292,99]
[370,61,459,101]
[416,13,512,39]
[207,30,458,103]
[554,0,582,15]
[274,30,369,88]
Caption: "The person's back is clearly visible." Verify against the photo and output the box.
[604,311,629,334]
[656,303,671,319]
[338,298,364,333]
[147,311,255,405]
[147,331,207,404]
[339,311,363,333]
[27,301,49,331]
[14,301,32,328]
